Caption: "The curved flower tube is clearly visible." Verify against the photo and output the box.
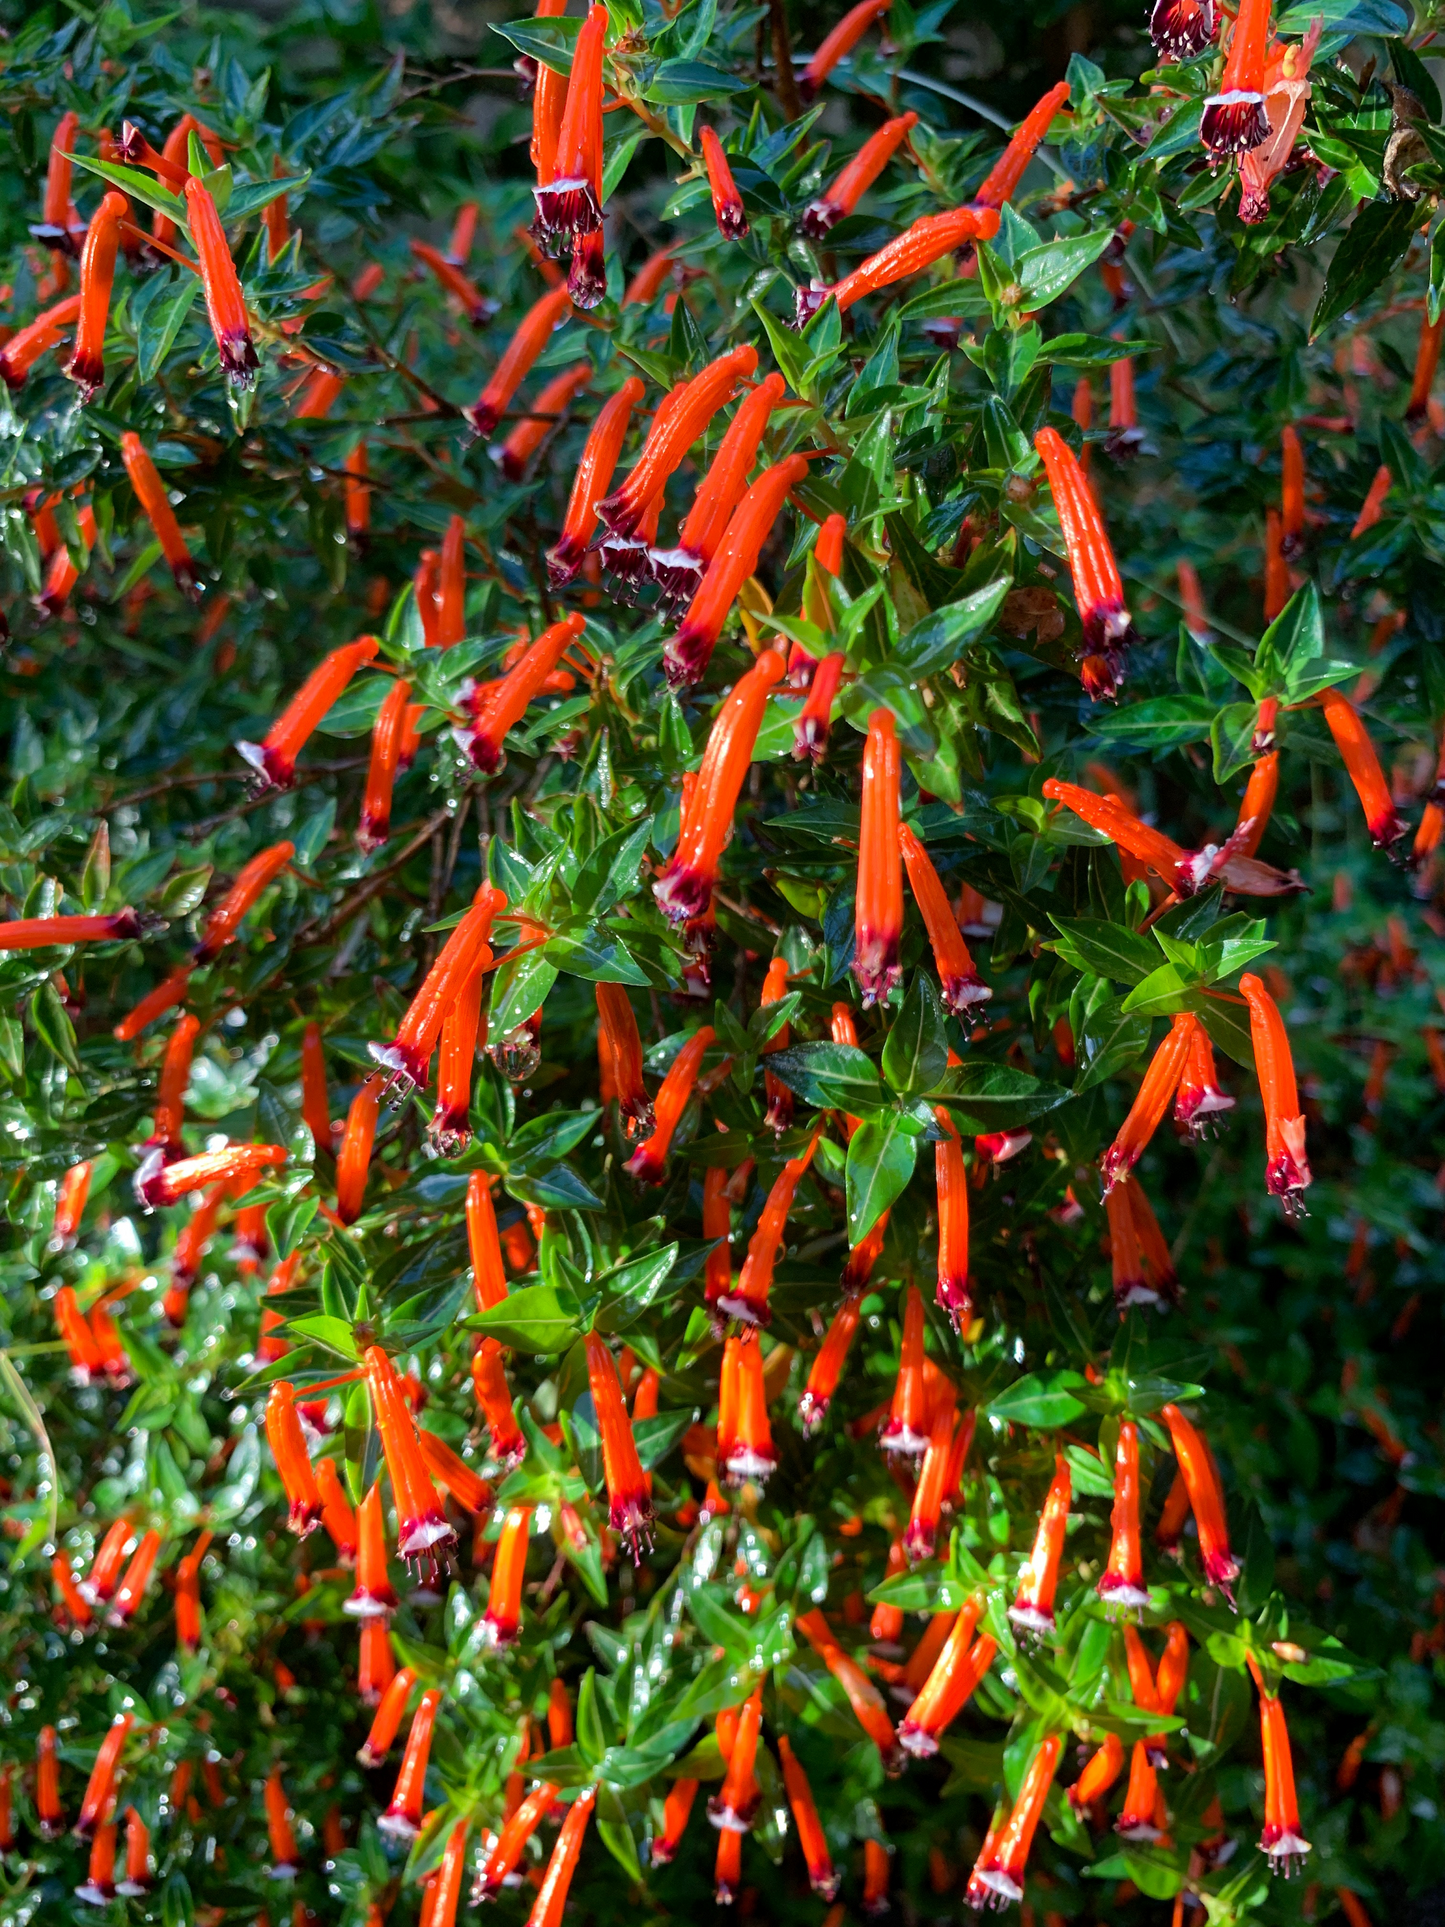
[358,1619,396,1705]
[899,822,990,1013]
[138,1142,284,1211]
[708,1688,763,1831]
[1232,747,1279,863]
[76,1714,133,1839]
[652,373,787,608]
[345,1483,399,1620]
[971,1734,1062,1903]
[935,1109,973,1330]
[50,1162,93,1253]
[654,650,785,922]
[500,361,592,482]
[801,0,891,97]
[410,239,494,325]
[67,192,128,401]
[793,651,846,764]
[663,455,810,683]
[189,840,296,966]
[596,984,654,1139]
[1161,1401,1240,1597]
[237,636,379,791]
[430,959,485,1153]
[185,178,258,386]
[623,1026,714,1179]
[264,1766,300,1877]
[1100,1011,1198,1193]
[598,346,758,540]
[358,677,412,852]
[899,1603,994,1757]
[585,1331,654,1554]
[0,294,83,389]
[147,1012,200,1164]
[880,1285,930,1455]
[801,112,918,238]
[35,111,82,250]
[378,1687,443,1840]
[1407,310,1444,424]
[1318,687,1408,847]
[459,612,587,772]
[721,1330,777,1487]
[473,1337,527,1468]
[466,1172,509,1314]
[533,3,607,241]
[855,709,904,1007]
[529,1787,597,1927]
[1351,463,1392,540]
[798,1290,861,1434]
[121,433,200,598]
[1069,1731,1126,1810]
[776,1739,837,1897]
[107,1529,161,1626]
[713,1132,818,1324]
[0,909,141,950]
[1009,1454,1072,1633]
[905,1388,959,1562]
[1034,427,1136,699]
[265,1381,323,1535]
[700,126,748,240]
[974,82,1072,207]
[1239,971,1311,1209]
[335,1072,382,1225]
[1248,1658,1311,1870]
[467,283,572,438]
[366,1346,456,1561]
[484,1506,533,1649]
[795,1610,901,1770]
[548,377,645,586]
[1116,1737,1162,1840]
[419,1430,490,1515]
[315,1458,358,1565]
[1097,1420,1149,1608]
[477,1777,558,1895]
[369,883,505,1091]
[1201,0,1273,155]
[804,203,1002,323]
[1175,1018,1234,1135]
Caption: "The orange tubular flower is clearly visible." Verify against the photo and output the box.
[358,677,412,853]
[467,283,572,438]
[855,710,904,1008]
[117,1805,151,1897]
[378,1687,443,1841]
[67,192,128,401]
[651,1777,699,1865]
[458,611,587,772]
[80,1520,133,1609]
[652,373,787,609]
[1201,0,1271,153]
[654,650,785,921]
[266,1382,323,1535]
[1248,1660,1311,1871]
[359,1668,416,1768]
[1097,1420,1149,1609]
[344,440,371,543]
[38,498,95,617]
[532,1,606,245]
[1108,356,1143,461]
[265,1766,301,1877]
[935,1110,973,1329]
[484,1504,534,1647]
[37,1726,65,1838]
[596,984,654,1139]
[435,515,467,648]
[801,203,1001,326]
[623,244,677,306]
[89,1297,131,1385]
[881,1284,930,1454]
[1318,686,1407,847]
[297,1026,332,1161]
[426,1818,471,1927]
[971,1733,1062,1903]
[1161,1401,1240,1598]
[0,909,141,951]
[796,1611,900,1769]
[776,1738,838,1898]
[529,1787,596,1927]
[547,377,645,586]
[1232,747,1279,864]
[703,1161,734,1315]
[315,1459,358,1565]
[1034,427,1137,699]
[1100,1011,1198,1193]
[759,957,794,1135]
[709,1688,763,1831]
[721,1331,778,1487]
[55,1286,104,1384]
[1351,464,1392,539]
[1263,507,1290,624]
[121,433,200,599]
[1069,1731,1126,1810]
[335,1072,382,1224]
[1010,1454,1073,1633]
[1175,1012,1235,1138]
[899,1602,995,1757]
[1239,972,1311,1210]
[974,82,1072,209]
[473,1338,527,1468]
[346,1483,399,1620]
[369,883,505,1091]
[0,294,83,389]
[115,964,193,1043]
[184,177,258,385]
[663,453,810,684]
[174,1529,212,1652]
[51,1162,93,1252]
[793,651,846,764]
[365,1346,455,1563]
[599,346,758,542]
[410,239,494,325]
[53,1548,94,1626]
[193,839,296,968]
[1407,311,1444,424]
[357,1620,396,1705]
[148,1012,201,1163]
[477,1778,558,1896]
[466,1171,508,1313]
[76,1819,119,1905]
[700,127,748,241]
[714,1133,818,1325]
[430,961,484,1153]
[899,822,989,1014]
[801,0,891,97]
[238,636,379,791]
[138,1142,285,1211]
[36,110,82,249]
[799,1291,861,1434]
[108,1530,161,1625]
[500,361,591,482]
[1116,1737,1162,1840]
[802,111,918,238]
[906,1387,959,1561]
[585,1331,654,1553]
[1038,787,1190,883]
[1280,425,1305,556]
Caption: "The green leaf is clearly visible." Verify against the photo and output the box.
[490,13,582,70]
[1119,962,1195,1017]
[929,1062,1068,1135]
[845,1111,920,1242]
[467,1284,583,1353]
[766,1042,883,1113]
[1087,695,1215,752]
[642,58,750,103]
[1075,999,1152,1092]
[988,1370,1088,1428]
[71,152,188,224]
[1048,916,1157,986]
[892,578,1010,676]
[491,950,560,1034]
[1015,230,1115,309]
[881,973,949,1095]
[286,1314,358,1358]
[1311,200,1420,341]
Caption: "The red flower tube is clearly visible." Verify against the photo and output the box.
[1202,0,1272,155]
[38,498,95,617]
[700,1161,734,1309]
[238,636,378,791]
[623,244,677,306]
[1097,1419,1149,1609]
[1248,1659,1311,1871]
[53,1548,94,1626]
[1239,971,1311,1209]
[700,126,748,241]
[484,1504,533,1647]
[80,1520,133,1609]
[67,192,128,401]
[138,1142,285,1210]
[654,652,784,920]
[714,1132,818,1324]
[115,964,194,1042]
[459,612,587,772]
[0,294,83,389]
[427,1818,471,1927]
[477,1776,557,1895]
[1108,355,1143,461]
[55,1286,104,1384]
[805,204,1001,323]
[1069,1731,1126,1810]
[370,883,505,1091]
[467,283,572,438]
[899,822,989,1014]
[36,110,81,249]
[430,959,485,1153]
[163,1177,226,1320]
[266,1381,323,1535]
[117,1806,151,1897]
[184,177,258,385]
[1231,747,1279,863]
[1115,1738,1161,1840]
[708,1688,763,1831]
[121,432,200,599]
[1100,1011,1198,1192]
[0,909,141,950]
[357,677,412,852]
[855,709,904,1008]
[623,1026,714,1180]
[585,1330,654,1554]
[366,1346,456,1561]
[473,1338,527,1469]
[345,1483,399,1620]
[974,82,1072,208]
[971,1733,1062,1903]
[148,1012,200,1162]
[1175,1016,1235,1135]
[37,1726,65,1838]
[596,984,654,1139]
[881,1284,929,1454]
[796,1610,899,1767]
[651,1777,698,1865]
[528,1787,596,1927]
[358,1667,415,1767]
[174,1529,212,1652]
[905,1389,959,1562]
[1351,463,1392,539]
[410,239,494,325]
[934,1108,973,1330]
[107,1530,161,1625]
[90,1297,130,1386]
[358,1619,396,1706]
[799,1290,861,1433]
[51,1162,93,1252]
[378,1687,443,1841]
[533,2,607,243]
[500,361,591,482]
[264,1766,300,1877]
[1161,1401,1239,1597]
[652,373,787,609]
[598,346,758,541]
[529,0,569,211]
[1034,426,1137,699]
[75,1715,133,1839]
[344,439,370,542]
[759,956,794,1135]
[419,1432,490,1516]
[76,1819,119,1905]
[793,652,846,764]
[547,376,645,586]
[1280,424,1305,555]
[466,1172,509,1313]
[1009,1453,1072,1633]
[663,453,809,684]
[431,514,466,648]
[801,0,891,98]
[1318,687,1407,847]
[1105,1172,1160,1313]
[721,1331,777,1487]
[335,1072,382,1224]
[776,1739,837,1898]
[1407,311,1444,424]
[801,112,918,238]
[314,1458,358,1566]
[193,839,296,965]
[899,1602,995,1757]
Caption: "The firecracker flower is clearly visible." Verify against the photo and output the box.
[801,0,891,98]
[777,1737,839,1897]
[467,283,572,437]
[652,373,786,609]
[458,612,587,771]
[358,1667,415,1767]
[974,82,1072,208]
[0,908,142,950]
[1317,687,1409,847]
[662,453,809,683]
[598,346,758,540]
[357,677,412,852]
[1100,1011,1198,1192]
[798,203,1002,324]
[137,1142,285,1211]
[1097,1419,1150,1609]
[1200,0,1274,155]
[184,178,258,385]
[854,709,905,1006]
[378,1687,443,1840]
[1239,971,1311,1210]
[1247,1657,1312,1871]
[410,238,495,325]
[473,1337,527,1468]
[798,1290,862,1433]
[499,361,592,482]
[700,126,748,240]
[75,1713,133,1838]
[595,983,655,1138]
[585,1330,654,1553]
[900,1602,996,1757]
[1009,1454,1072,1633]
[708,1688,763,1830]
[880,1284,930,1454]
[265,1381,323,1535]
[801,112,917,237]
[107,1529,161,1625]
[0,293,82,388]
[369,883,505,1092]
[547,377,644,585]
[531,1788,597,1927]
[120,433,200,599]
[1175,1018,1235,1134]
[1161,1401,1240,1598]
[67,192,128,402]
[33,109,82,249]
[430,960,486,1153]
[905,1386,959,1562]
[237,636,379,790]
[899,822,991,1013]
[796,1610,901,1770]
[314,1460,357,1566]
[1069,1731,1126,1810]
[364,1346,456,1562]
[476,1777,558,1895]
[712,1132,817,1324]
[532,3,607,243]
[193,839,297,965]
[968,1733,1062,1904]
[1034,427,1138,699]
